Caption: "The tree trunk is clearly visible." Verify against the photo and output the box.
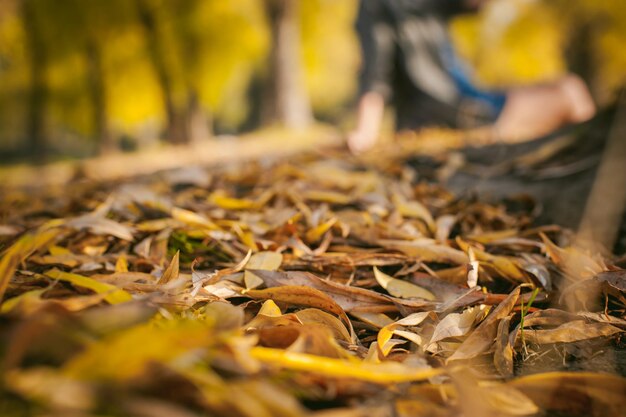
[187,91,212,143]
[263,0,312,129]
[86,41,115,154]
[135,0,189,144]
[21,0,48,163]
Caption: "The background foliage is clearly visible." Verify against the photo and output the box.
[0,0,624,159]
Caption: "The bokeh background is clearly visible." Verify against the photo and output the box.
[0,0,625,163]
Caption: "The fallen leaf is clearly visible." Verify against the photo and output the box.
[448,286,520,362]
[392,194,436,233]
[244,251,283,290]
[377,311,432,356]
[0,228,61,301]
[244,285,353,338]
[373,267,436,300]
[509,372,626,416]
[515,320,623,345]
[209,191,258,210]
[428,306,485,348]
[159,251,180,284]
[305,218,337,242]
[250,347,440,384]
[45,269,132,305]
[66,215,134,241]
[494,315,514,377]
[379,239,469,265]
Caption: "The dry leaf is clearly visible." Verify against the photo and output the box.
[373,267,436,300]
[448,287,520,362]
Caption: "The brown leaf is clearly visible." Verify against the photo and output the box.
[66,215,134,241]
[244,251,283,290]
[509,372,626,416]
[494,315,514,377]
[379,239,469,265]
[448,286,520,362]
[159,251,180,284]
[0,227,61,301]
[516,320,623,345]
[250,270,397,313]
[244,285,353,339]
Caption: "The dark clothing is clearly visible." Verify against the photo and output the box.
[356,0,503,130]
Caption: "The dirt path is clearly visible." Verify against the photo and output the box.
[0,126,342,190]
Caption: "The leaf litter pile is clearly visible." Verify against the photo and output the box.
[1,151,625,417]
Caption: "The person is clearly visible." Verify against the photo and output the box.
[347,0,596,154]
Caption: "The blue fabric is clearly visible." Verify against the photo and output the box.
[441,41,506,117]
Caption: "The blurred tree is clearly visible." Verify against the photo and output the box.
[0,0,28,155]
[20,0,49,162]
[0,0,356,159]
[450,0,626,104]
[135,0,268,142]
[262,0,312,129]
[181,0,268,133]
[164,0,268,138]
[135,0,190,144]
[300,0,359,119]
[73,0,138,153]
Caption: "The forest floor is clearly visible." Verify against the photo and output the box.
[0,126,625,417]
[0,124,342,189]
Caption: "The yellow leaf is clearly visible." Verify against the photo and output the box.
[302,190,352,204]
[373,267,436,300]
[377,312,431,356]
[457,237,527,282]
[49,245,72,256]
[377,325,397,356]
[392,194,435,233]
[45,269,132,305]
[115,255,129,273]
[209,192,258,210]
[0,289,47,314]
[258,300,282,317]
[467,229,519,244]
[235,228,259,252]
[171,207,219,230]
[64,321,213,380]
[0,228,61,301]
[159,251,180,284]
[305,218,337,242]
[250,347,440,384]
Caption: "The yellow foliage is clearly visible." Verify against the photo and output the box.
[191,0,269,126]
[451,0,626,98]
[104,29,164,129]
[301,0,360,114]
[450,0,566,88]
[0,12,28,145]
